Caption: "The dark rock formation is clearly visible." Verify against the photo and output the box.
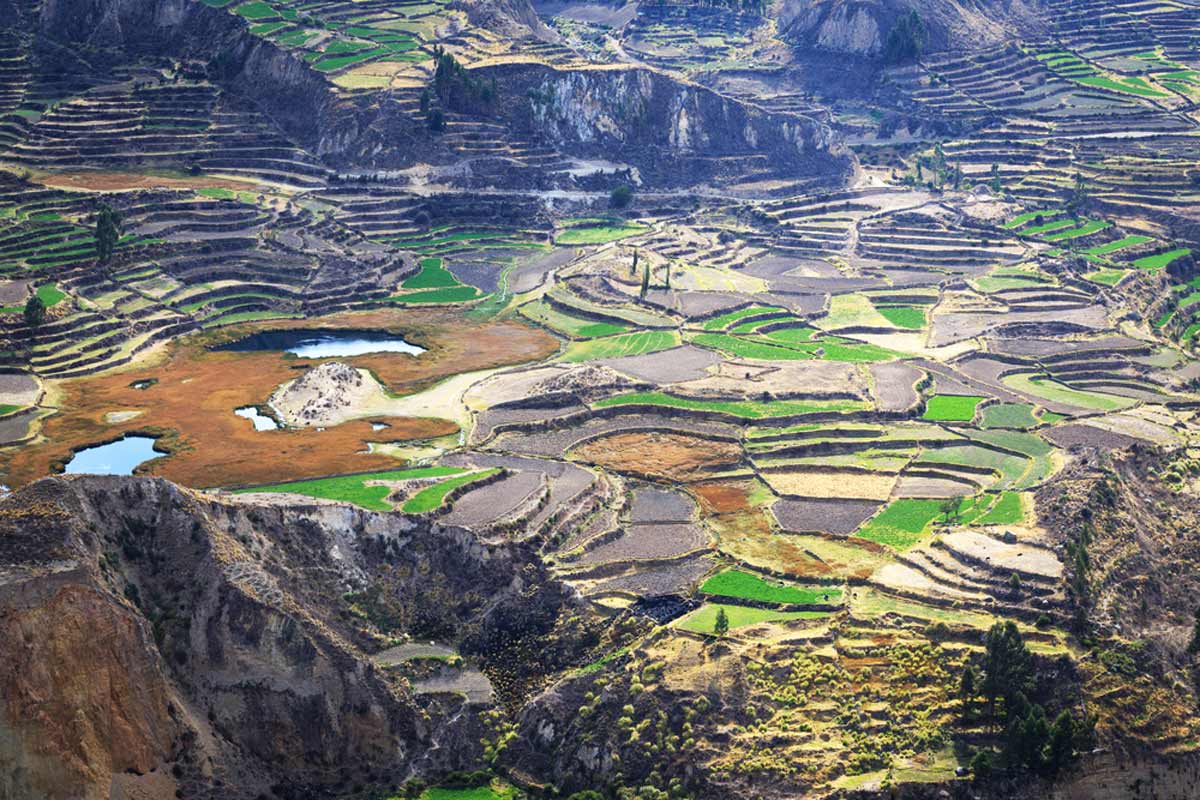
[0,476,584,799]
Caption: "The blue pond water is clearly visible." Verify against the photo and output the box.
[64,436,164,475]
[215,328,425,358]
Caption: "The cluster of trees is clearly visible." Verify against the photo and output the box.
[907,142,964,192]
[422,46,498,129]
[643,0,768,14]
[883,11,927,65]
[962,622,1092,780]
[1065,173,1090,219]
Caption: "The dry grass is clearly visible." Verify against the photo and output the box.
[5,310,556,489]
[761,468,897,500]
[32,170,264,193]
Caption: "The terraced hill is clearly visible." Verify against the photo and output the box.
[1,0,1200,798]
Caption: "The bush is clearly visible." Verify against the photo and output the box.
[970,749,993,779]
[610,184,633,209]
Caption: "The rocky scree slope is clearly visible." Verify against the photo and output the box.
[0,476,590,799]
[1035,448,1200,760]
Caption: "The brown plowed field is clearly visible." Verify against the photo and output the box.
[571,431,741,480]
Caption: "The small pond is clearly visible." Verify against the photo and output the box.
[235,406,279,431]
[215,328,426,358]
[64,435,164,475]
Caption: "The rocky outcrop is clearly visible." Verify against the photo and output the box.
[269,361,375,427]
[494,62,852,186]
[778,0,1046,57]
[452,0,551,39]
[0,476,584,799]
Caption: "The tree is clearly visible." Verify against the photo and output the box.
[1009,571,1023,596]
[960,665,976,712]
[1188,607,1200,654]
[982,621,1033,721]
[429,45,495,114]
[970,749,993,780]
[610,184,633,209]
[631,247,639,277]
[23,293,45,330]
[714,607,729,637]
[1010,704,1050,772]
[639,258,650,301]
[1045,710,1076,774]
[939,496,960,524]
[1065,173,1089,219]
[883,11,926,65]
[95,203,121,265]
[989,163,1002,193]
[664,261,672,290]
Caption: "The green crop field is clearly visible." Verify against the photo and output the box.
[1076,74,1168,97]
[1083,235,1152,256]
[1,283,66,314]
[594,391,867,419]
[756,327,818,344]
[1085,268,1126,286]
[693,332,812,360]
[701,305,783,330]
[699,570,842,606]
[417,783,523,800]
[519,299,627,338]
[876,306,926,329]
[1133,248,1192,270]
[0,404,22,416]
[555,223,649,245]
[560,330,679,361]
[854,499,943,550]
[403,257,462,289]
[1002,373,1135,411]
[401,468,501,514]
[962,491,1024,525]
[922,395,985,422]
[676,603,830,633]
[390,286,481,304]
[1020,219,1076,236]
[695,331,899,363]
[234,466,464,511]
[1003,209,1062,229]
[233,1,277,19]
[1042,219,1110,242]
[979,403,1039,430]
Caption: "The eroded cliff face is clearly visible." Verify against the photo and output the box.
[492,63,852,187]
[778,0,1046,57]
[0,476,577,799]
